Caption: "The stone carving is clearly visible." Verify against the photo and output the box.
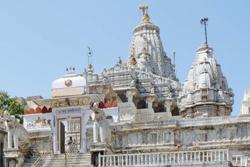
[90,102,108,143]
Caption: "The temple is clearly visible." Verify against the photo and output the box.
[0,4,250,167]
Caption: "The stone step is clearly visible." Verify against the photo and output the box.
[23,156,38,167]
[43,165,91,167]
[42,153,92,167]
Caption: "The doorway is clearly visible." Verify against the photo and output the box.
[0,142,3,167]
[59,121,65,153]
[58,118,81,154]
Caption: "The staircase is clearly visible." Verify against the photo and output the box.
[23,155,38,167]
[40,153,91,167]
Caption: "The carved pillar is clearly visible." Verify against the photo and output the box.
[99,121,107,143]
[52,114,58,154]
[80,111,86,153]
[13,133,18,149]
[146,95,156,109]
[54,117,59,154]
[5,121,12,149]
[126,89,136,103]
[164,100,172,116]
[93,121,99,143]
[7,131,12,149]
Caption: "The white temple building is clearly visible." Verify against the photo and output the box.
[1,4,250,167]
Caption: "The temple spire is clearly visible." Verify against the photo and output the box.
[139,4,150,22]
[200,17,209,46]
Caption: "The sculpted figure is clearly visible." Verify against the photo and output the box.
[90,102,107,143]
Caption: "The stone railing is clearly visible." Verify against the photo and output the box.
[135,109,154,122]
[231,155,250,167]
[195,136,250,146]
[178,116,250,127]
[98,149,229,167]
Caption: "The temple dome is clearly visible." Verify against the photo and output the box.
[51,69,87,97]
[52,73,86,89]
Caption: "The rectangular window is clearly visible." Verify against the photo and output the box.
[248,107,250,113]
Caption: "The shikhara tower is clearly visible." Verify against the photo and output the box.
[179,18,234,117]
[128,5,176,80]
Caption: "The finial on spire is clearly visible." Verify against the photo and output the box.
[200,17,209,46]
[173,51,176,76]
[139,4,150,22]
[87,46,93,65]
[140,4,148,15]
[87,47,94,73]
[118,56,122,64]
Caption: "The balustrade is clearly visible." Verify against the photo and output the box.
[98,149,229,167]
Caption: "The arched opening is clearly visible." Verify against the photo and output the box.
[134,98,147,109]
[153,101,166,113]
[171,106,180,116]
[117,91,128,103]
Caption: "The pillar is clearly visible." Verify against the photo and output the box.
[146,95,156,109]
[93,121,99,143]
[80,111,86,153]
[126,90,136,103]
[52,113,60,154]
[7,131,12,149]
[99,121,107,143]
[164,100,172,116]
[98,153,101,167]
[14,134,18,149]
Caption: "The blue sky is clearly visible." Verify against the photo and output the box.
[0,1,249,115]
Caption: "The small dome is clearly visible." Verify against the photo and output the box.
[52,73,86,90]
[51,71,87,97]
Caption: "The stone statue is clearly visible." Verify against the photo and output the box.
[90,102,108,143]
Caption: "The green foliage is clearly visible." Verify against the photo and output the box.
[0,91,24,115]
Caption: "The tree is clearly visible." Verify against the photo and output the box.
[0,91,24,116]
